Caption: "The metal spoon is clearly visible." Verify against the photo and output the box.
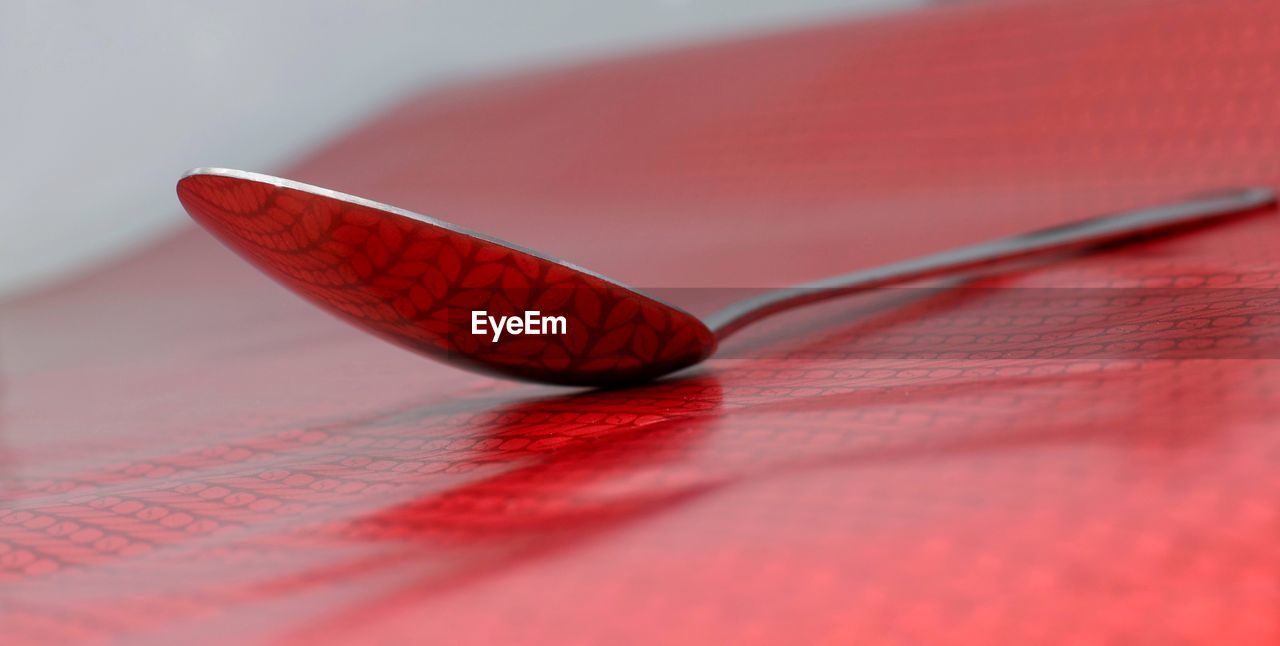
[177,168,1273,386]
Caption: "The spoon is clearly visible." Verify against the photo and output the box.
[177,168,1273,386]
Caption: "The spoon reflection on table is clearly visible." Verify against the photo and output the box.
[176,168,1274,386]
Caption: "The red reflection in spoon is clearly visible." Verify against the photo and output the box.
[177,169,715,386]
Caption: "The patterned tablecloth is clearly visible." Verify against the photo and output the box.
[3,0,1279,642]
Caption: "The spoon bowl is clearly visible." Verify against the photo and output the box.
[177,168,716,386]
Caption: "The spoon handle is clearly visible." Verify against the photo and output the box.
[705,187,1276,340]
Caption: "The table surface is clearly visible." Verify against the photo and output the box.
[3,0,1279,642]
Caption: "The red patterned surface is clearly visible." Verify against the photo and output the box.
[4,0,1280,642]
[176,171,714,386]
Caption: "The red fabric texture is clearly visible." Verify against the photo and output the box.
[4,0,1280,642]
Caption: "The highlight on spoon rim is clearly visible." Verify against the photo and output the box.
[176,168,717,387]
[181,167,691,312]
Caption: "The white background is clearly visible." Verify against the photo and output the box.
[0,0,916,298]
